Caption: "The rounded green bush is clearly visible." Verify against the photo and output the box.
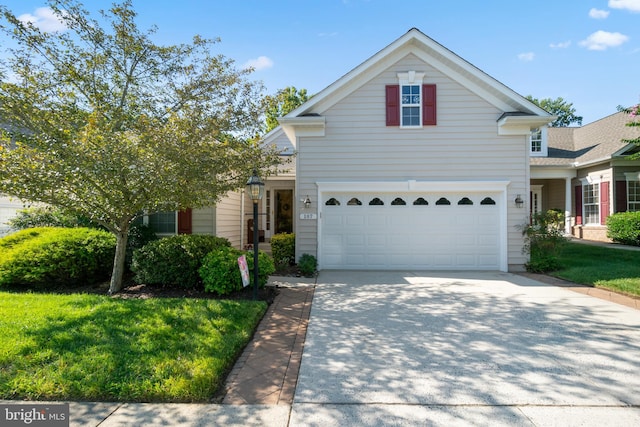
[130,234,230,288]
[199,247,275,296]
[298,253,317,277]
[607,211,640,246]
[0,227,116,288]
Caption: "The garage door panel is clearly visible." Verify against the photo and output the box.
[321,191,501,270]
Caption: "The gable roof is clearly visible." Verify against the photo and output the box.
[532,111,640,167]
[279,28,551,133]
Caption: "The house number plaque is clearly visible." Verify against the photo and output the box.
[300,213,317,220]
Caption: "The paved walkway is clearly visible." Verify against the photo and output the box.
[222,279,315,405]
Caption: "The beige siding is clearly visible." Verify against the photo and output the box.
[215,191,243,248]
[0,195,26,236]
[296,54,529,268]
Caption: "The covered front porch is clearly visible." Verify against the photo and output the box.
[530,167,576,234]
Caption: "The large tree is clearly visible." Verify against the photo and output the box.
[622,104,640,159]
[526,96,583,127]
[0,0,281,293]
[264,86,310,133]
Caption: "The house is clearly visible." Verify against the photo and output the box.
[277,27,552,272]
[532,111,640,242]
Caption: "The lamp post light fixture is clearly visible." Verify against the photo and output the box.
[247,170,264,300]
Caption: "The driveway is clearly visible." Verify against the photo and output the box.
[290,271,640,426]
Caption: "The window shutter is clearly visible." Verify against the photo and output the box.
[600,181,610,225]
[178,208,192,234]
[616,181,627,213]
[422,84,437,126]
[385,85,400,126]
[575,186,582,225]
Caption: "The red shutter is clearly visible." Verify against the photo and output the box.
[616,181,627,213]
[422,84,437,125]
[178,208,192,234]
[575,186,583,225]
[600,181,610,225]
[385,85,400,126]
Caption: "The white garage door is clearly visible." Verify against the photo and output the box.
[320,192,501,270]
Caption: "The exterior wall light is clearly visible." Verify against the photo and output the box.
[302,196,311,209]
[515,194,524,208]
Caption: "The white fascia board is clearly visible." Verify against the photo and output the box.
[497,115,556,135]
[530,167,577,179]
[317,180,511,193]
[278,116,326,142]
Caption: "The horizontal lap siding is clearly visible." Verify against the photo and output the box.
[214,191,242,248]
[297,54,528,267]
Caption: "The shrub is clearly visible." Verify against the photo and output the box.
[8,206,97,230]
[270,233,295,268]
[521,210,568,273]
[131,235,230,288]
[199,248,275,296]
[0,227,116,288]
[607,211,640,246]
[125,224,158,267]
[298,253,317,277]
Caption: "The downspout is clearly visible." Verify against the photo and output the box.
[240,190,245,249]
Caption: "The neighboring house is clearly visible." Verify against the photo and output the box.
[531,111,640,241]
[0,195,26,236]
[278,28,552,272]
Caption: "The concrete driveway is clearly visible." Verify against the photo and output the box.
[291,271,640,426]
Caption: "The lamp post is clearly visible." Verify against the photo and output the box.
[247,170,264,300]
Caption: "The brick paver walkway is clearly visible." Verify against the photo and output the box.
[222,282,315,405]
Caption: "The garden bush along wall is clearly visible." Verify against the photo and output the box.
[199,247,275,295]
[0,227,116,288]
[270,233,295,268]
[607,211,640,246]
[131,235,231,288]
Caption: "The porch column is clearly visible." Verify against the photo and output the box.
[564,177,572,235]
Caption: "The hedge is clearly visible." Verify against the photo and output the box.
[0,227,116,288]
[607,211,640,246]
[131,234,231,288]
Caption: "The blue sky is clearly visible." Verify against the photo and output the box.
[3,0,639,124]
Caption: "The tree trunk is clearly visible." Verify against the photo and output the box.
[108,230,129,294]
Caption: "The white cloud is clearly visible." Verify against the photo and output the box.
[589,8,610,19]
[550,40,572,49]
[609,0,640,12]
[18,7,67,33]
[517,52,535,62]
[579,30,629,50]
[243,56,274,71]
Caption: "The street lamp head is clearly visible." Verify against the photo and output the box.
[247,170,265,201]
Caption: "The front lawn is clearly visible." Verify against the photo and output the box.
[0,292,266,402]
[550,242,640,297]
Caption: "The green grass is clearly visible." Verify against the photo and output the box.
[550,242,640,297]
[0,292,266,402]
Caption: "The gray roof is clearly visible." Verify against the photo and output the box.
[532,111,640,167]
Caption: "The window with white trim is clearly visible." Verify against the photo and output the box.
[583,183,600,225]
[529,127,548,157]
[134,211,177,234]
[397,71,424,128]
[628,181,640,212]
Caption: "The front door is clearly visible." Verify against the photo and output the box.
[275,190,293,234]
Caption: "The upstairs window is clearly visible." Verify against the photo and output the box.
[386,71,436,127]
[529,126,548,157]
[401,85,421,127]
